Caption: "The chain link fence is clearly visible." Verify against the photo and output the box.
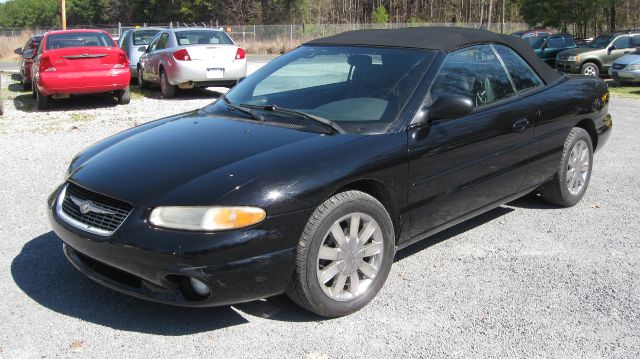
[1,22,528,59]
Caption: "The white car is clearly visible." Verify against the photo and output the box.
[137,28,247,97]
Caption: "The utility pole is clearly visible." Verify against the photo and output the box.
[61,0,67,30]
[500,0,505,34]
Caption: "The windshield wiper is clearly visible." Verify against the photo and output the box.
[240,104,345,134]
[219,94,264,122]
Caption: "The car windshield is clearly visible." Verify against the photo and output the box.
[589,36,613,48]
[175,30,233,46]
[205,46,435,135]
[529,35,548,48]
[46,32,114,50]
[132,30,160,45]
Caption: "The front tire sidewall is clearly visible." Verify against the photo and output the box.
[303,195,395,317]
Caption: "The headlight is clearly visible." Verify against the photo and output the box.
[567,55,580,62]
[149,206,266,231]
[627,64,640,71]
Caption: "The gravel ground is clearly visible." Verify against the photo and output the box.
[0,73,639,358]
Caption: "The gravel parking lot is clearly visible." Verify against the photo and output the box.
[0,72,639,358]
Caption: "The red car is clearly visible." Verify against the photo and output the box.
[14,34,43,91]
[32,29,130,110]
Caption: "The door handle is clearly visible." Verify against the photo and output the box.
[624,51,631,54]
[512,118,530,133]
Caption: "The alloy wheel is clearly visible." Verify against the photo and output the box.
[583,65,598,76]
[316,213,384,301]
[566,139,590,196]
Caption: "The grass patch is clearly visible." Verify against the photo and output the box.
[608,83,640,99]
[70,113,94,122]
[130,86,156,100]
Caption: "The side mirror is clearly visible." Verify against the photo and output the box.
[429,95,475,121]
[608,45,616,54]
[14,47,22,55]
[138,45,147,52]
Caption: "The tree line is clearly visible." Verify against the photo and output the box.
[1,0,639,37]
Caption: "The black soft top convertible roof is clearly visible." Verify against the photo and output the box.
[306,26,563,84]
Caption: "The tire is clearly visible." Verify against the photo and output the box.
[117,86,131,105]
[31,82,37,99]
[160,69,176,98]
[137,67,148,89]
[22,79,30,92]
[286,190,395,317]
[539,127,594,207]
[36,89,49,110]
[581,62,600,77]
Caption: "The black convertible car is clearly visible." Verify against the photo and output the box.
[48,27,612,317]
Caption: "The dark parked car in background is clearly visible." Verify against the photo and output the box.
[529,34,576,67]
[48,27,611,318]
[557,30,640,76]
[512,28,554,45]
[14,34,43,91]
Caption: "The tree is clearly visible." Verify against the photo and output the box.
[372,4,389,23]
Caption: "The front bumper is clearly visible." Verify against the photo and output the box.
[556,60,581,73]
[47,185,310,307]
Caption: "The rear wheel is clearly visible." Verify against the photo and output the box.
[160,69,176,98]
[117,86,131,105]
[21,78,30,91]
[36,89,49,110]
[539,127,593,207]
[581,62,600,77]
[286,190,395,317]
[137,67,148,89]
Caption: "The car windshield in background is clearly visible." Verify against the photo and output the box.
[132,30,160,45]
[46,32,114,50]
[175,30,233,46]
[589,36,613,48]
[529,35,548,48]
[208,45,435,134]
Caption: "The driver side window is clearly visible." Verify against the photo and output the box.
[430,44,515,108]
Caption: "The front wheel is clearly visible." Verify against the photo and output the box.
[286,190,395,317]
[581,62,600,76]
[539,127,594,207]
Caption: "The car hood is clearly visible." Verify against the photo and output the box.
[561,47,601,56]
[68,110,361,207]
[614,54,640,65]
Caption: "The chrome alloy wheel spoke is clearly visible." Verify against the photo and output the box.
[316,213,384,301]
[566,140,590,196]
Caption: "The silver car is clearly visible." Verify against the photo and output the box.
[609,49,640,83]
[118,27,162,78]
[137,28,247,97]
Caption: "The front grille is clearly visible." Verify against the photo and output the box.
[59,182,132,235]
[612,63,626,70]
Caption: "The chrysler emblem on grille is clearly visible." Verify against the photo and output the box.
[69,195,116,215]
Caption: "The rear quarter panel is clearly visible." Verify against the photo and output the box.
[523,75,610,187]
